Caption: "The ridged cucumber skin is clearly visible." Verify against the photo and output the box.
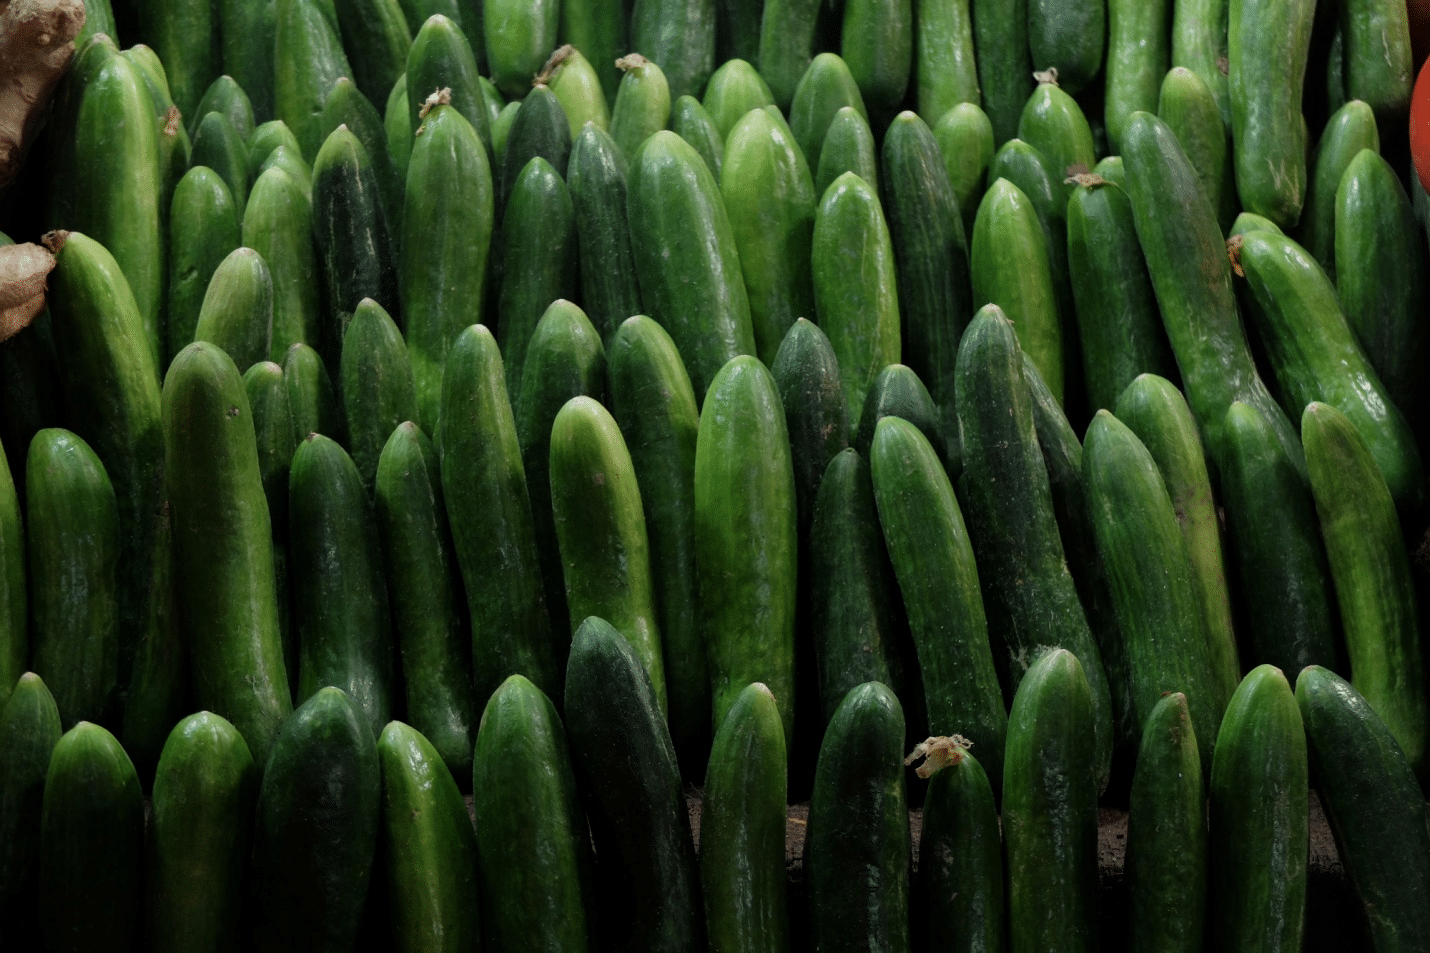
[242,362,297,688]
[695,356,798,746]
[163,344,292,763]
[560,0,626,101]
[550,395,666,717]
[26,430,119,729]
[1003,649,1098,953]
[190,111,251,213]
[869,417,1007,783]
[378,720,482,953]
[1114,374,1239,712]
[338,298,418,494]
[137,0,218,120]
[703,683,788,953]
[1082,411,1221,765]
[311,125,401,371]
[1017,84,1097,195]
[913,0,978,124]
[193,76,256,142]
[805,681,909,953]
[568,124,643,343]
[439,325,558,706]
[563,617,705,953]
[1228,0,1313,227]
[497,86,572,213]
[628,131,756,402]
[1335,148,1428,437]
[250,687,380,953]
[544,46,610,142]
[1065,180,1176,414]
[1220,401,1337,674]
[1303,401,1427,776]
[0,448,23,706]
[1104,0,1169,150]
[610,56,672,166]
[374,425,475,784]
[852,364,946,469]
[282,341,345,446]
[405,15,494,163]
[814,107,879,202]
[1208,665,1308,953]
[722,108,817,366]
[954,307,1112,787]
[606,316,709,772]
[145,713,256,953]
[1171,0,1231,126]
[274,0,354,161]
[288,435,396,737]
[244,167,323,363]
[38,723,144,953]
[1126,692,1206,953]
[1238,230,1423,513]
[1121,110,1303,474]
[758,0,822,110]
[1339,0,1412,120]
[970,0,1032,144]
[1296,666,1430,952]
[316,78,405,246]
[0,673,62,936]
[969,178,1062,403]
[193,248,273,372]
[770,318,850,540]
[1157,67,1236,232]
[788,53,868,175]
[702,59,775,139]
[1297,99,1378,277]
[1026,0,1104,95]
[219,0,278,119]
[914,746,1002,953]
[484,0,557,96]
[334,0,412,105]
[630,0,716,101]
[470,677,591,952]
[933,102,995,240]
[809,449,905,726]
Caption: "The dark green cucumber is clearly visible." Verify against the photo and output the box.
[869,417,1007,780]
[560,0,626,101]
[190,111,252,213]
[439,325,558,705]
[244,165,323,362]
[242,361,297,687]
[335,0,412,105]
[1171,0,1230,126]
[250,687,380,952]
[839,0,910,123]
[288,434,396,736]
[628,131,756,402]
[0,435,23,705]
[282,341,345,445]
[193,76,256,142]
[1207,665,1308,953]
[1297,99,1378,277]
[124,47,191,228]
[933,102,995,239]
[814,106,879,200]
[138,0,219,119]
[567,123,643,342]
[316,78,405,244]
[219,0,278,119]
[788,53,868,174]
[386,74,413,179]
[913,0,977,124]
[498,85,571,212]
[377,719,482,951]
[471,677,592,952]
[805,681,908,953]
[484,0,557,96]
[1017,82,1097,191]
[0,673,61,939]
[758,0,822,109]
[563,616,704,953]
[163,343,291,763]
[405,14,494,162]
[1339,0,1413,122]
[629,0,716,101]
[702,59,775,139]
[1157,66,1237,232]
[145,712,257,953]
[610,55,672,165]
[851,364,946,468]
[38,723,144,953]
[26,429,119,728]
[1026,0,1103,94]
[273,0,353,160]
[1296,665,1430,952]
[669,94,724,178]
[970,0,1031,144]
[770,318,850,540]
[193,247,273,371]
[1105,0,1170,150]
[1126,692,1206,953]
[338,298,417,493]
[722,107,817,365]
[543,46,610,148]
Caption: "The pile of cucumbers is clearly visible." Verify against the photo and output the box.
[2,0,1430,948]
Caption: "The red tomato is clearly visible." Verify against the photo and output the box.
[1412,56,1430,194]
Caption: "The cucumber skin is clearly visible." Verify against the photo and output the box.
[629,0,716,101]
[567,124,642,343]
[405,15,494,163]
[163,343,292,765]
[0,451,23,708]
[139,0,218,119]
[914,0,978,125]
[814,108,879,204]
[1026,0,1104,95]
[1105,0,1170,150]
[167,167,241,365]
[702,60,775,140]
[193,247,273,373]
[758,0,822,110]
[805,681,910,953]
[933,103,995,240]
[244,166,323,363]
[282,341,345,446]
[560,0,626,101]
[335,0,413,106]
[852,365,946,473]
[1171,0,1231,126]
[0,673,62,936]
[190,112,251,214]
[220,0,278,119]
[970,0,1032,144]
[840,0,913,121]
[274,0,354,161]
[315,78,405,272]
[787,53,868,179]
[1339,0,1413,120]
[1157,66,1236,233]
[610,57,673,169]
[770,318,851,541]
[915,747,1003,953]
[497,86,571,214]
[1299,99,1379,278]
[1017,84,1097,192]
[338,298,418,494]
[1296,666,1430,953]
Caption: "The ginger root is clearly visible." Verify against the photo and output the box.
[0,240,56,341]
[0,0,86,192]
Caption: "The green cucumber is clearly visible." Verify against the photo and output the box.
[484,0,557,97]
[932,101,994,238]
[138,0,219,119]
[629,0,716,101]
[335,0,412,105]
[757,0,822,110]
[273,0,353,161]
[405,14,494,163]
[563,616,704,953]
[702,59,775,138]
[1171,0,1231,126]
[124,47,191,225]
[145,712,257,953]
[316,77,405,244]
[913,0,977,124]
[1296,665,1430,952]
[840,0,911,123]
[669,93,725,177]
[0,673,61,939]
[282,341,345,444]
[1126,692,1206,953]
[970,0,1031,144]
[609,55,672,164]
[288,434,396,736]
[560,0,626,101]
[851,364,945,468]
[386,74,413,178]
[627,130,755,401]
[1157,66,1236,232]
[770,318,849,540]
[805,681,908,953]
[0,454,22,711]
[219,0,278,119]
[191,111,252,212]
[788,53,868,174]
[242,361,297,686]
[163,343,291,762]
[497,85,571,212]
[257,144,314,202]
[1297,99,1378,277]
[250,687,380,952]
[913,742,1002,953]
[377,720,482,951]
[541,45,610,137]
[1018,82,1097,190]
[722,107,817,365]
[439,324,558,705]
[244,165,323,362]
[568,123,643,342]
[1207,665,1308,953]
[338,298,417,493]
[38,723,143,953]
[193,76,256,141]
[247,122,300,179]
[471,677,592,952]
[1027,0,1104,95]
[1104,0,1170,150]
[814,106,879,201]
[1339,0,1413,122]
[192,247,273,371]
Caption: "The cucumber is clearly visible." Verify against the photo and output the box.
[244,165,323,362]
[1126,692,1206,953]
[1171,0,1231,126]
[138,0,219,119]
[770,318,849,540]
[1339,0,1412,122]
[395,0,462,32]
[702,59,775,139]
[192,247,273,371]
[1104,0,1169,150]
[567,124,643,342]
[1026,0,1104,95]
[485,0,557,97]
[145,712,256,953]
[788,53,868,174]
[563,616,704,953]
[193,76,256,141]
[1297,99,1378,277]
[338,298,417,493]
[0,673,61,940]
[627,131,755,402]
[439,324,558,705]
[850,364,946,468]
[1295,665,1430,952]
[913,0,977,124]
[377,720,482,952]
[629,0,716,101]
[805,681,909,953]
[560,0,626,101]
[273,0,353,161]
[541,45,610,137]
[250,687,380,952]
[191,111,252,213]
[163,343,292,762]
[1207,665,1308,953]
[258,145,314,202]
[1157,66,1236,232]
[932,102,995,239]
[669,94,725,177]
[1303,400,1427,777]
[722,107,817,365]
[757,0,821,110]
[124,47,191,225]
[38,723,144,953]
[219,0,278,119]
[0,456,22,715]
[335,0,412,105]
[814,106,879,201]
[386,75,413,178]
[970,0,1031,144]
[610,55,672,165]
[702,682,788,953]
[470,677,592,952]
[405,14,494,163]
[282,341,345,445]
[288,434,396,736]
[242,361,297,687]
[497,85,571,213]
[840,0,911,124]
[1017,82,1097,192]
[316,78,405,244]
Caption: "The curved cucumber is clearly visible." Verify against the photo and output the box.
[244,166,323,363]
[242,361,296,685]
[560,0,626,101]
[770,317,850,540]
[1017,83,1097,191]
[316,78,405,249]
[1157,66,1236,232]
[814,106,879,202]
[335,0,412,105]
[914,0,978,124]
[852,364,945,471]
[933,103,995,239]
[190,111,250,212]
[405,14,494,162]
[1299,99,1378,277]
[1339,0,1412,121]
[139,0,218,119]
[840,0,912,122]
[1171,0,1231,126]
[220,0,278,119]
[497,85,571,213]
